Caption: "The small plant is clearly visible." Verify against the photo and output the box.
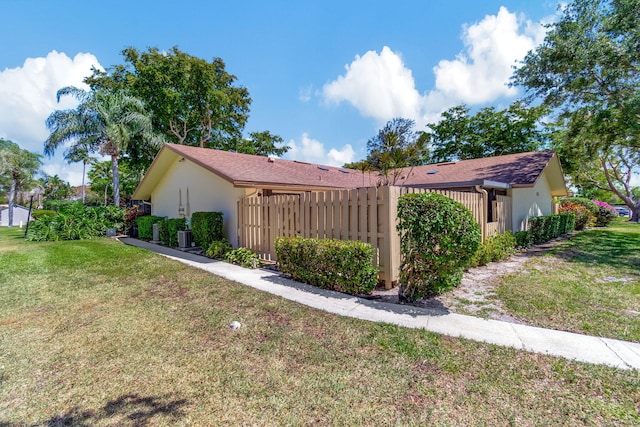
[559,198,597,230]
[468,232,517,268]
[159,218,187,247]
[206,238,232,259]
[224,247,260,268]
[514,230,533,248]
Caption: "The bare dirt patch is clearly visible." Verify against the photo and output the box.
[372,238,571,323]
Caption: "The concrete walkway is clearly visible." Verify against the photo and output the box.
[120,238,640,370]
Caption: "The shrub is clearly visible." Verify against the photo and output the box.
[528,212,575,245]
[224,247,260,269]
[468,232,517,268]
[559,198,597,230]
[136,215,165,240]
[190,212,224,248]
[396,192,481,301]
[514,230,533,248]
[206,238,232,259]
[592,200,617,227]
[26,203,126,241]
[30,210,56,219]
[159,218,187,247]
[275,237,378,295]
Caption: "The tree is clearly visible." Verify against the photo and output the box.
[41,174,72,201]
[512,0,640,220]
[427,102,548,163]
[63,140,94,204]
[87,159,139,206]
[45,87,160,206]
[0,139,42,226]
[234,131,289,156]
[354,118,428,185]
[86,47,252,151]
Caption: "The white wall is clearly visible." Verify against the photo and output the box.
[150,158,247,247]
[510,171,555,231]
[0,206,31,227]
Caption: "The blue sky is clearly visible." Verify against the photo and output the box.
[1,0,563,186]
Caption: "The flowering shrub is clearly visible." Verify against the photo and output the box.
[559,199,596,230]
[592,200,618,227]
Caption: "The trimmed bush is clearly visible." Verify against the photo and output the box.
[528,212,575,245]
[397,192,481,301]
[275,237,378,295]
[191,211,224,248]
[592,200,617,227]
[468,232,517,268]
[159,218,187,247]
[136,215,165,240]
[224,247,260,269]
[206,239,232,259]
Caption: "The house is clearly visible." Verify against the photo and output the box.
[0,205,31,227]
[396,151,568,231]
[132,143,368,247]
[132,144,568,246]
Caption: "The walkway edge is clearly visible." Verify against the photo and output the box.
[121,238,640,370]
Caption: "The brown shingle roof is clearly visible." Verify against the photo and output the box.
[164,144,369,188]
[133,145,567,200]
[399,151,563,189]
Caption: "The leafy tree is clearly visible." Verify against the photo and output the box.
[86,47,252,150]
[427,102,548,163]
[234,130,289,156]
[45,87,160,206]
[352,118,428,185]
[63,140,94,204]
[0,139,42,226]
[512,0,640,220]
[41,174,72,201]
[88,159,140,206]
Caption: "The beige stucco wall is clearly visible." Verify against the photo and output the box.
[150,158,247,247]
[510,170,555,231]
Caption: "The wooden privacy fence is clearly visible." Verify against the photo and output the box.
[237,186,511,288]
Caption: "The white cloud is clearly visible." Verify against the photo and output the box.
[432,6,544,104]
[0,50,103,186]
[285,133,355,166]
[322,46,422,123]
[322,7,545,125]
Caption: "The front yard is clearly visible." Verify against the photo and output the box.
[1,226,639,425]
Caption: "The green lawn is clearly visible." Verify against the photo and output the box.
[496,221,640,342]
[0,227,639,425]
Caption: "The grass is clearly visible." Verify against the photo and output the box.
[0,227,639,425]
[496,221,640,342]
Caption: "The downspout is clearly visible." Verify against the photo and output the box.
[474,185,488,242]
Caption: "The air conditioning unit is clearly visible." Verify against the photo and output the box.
[178,230,193,248]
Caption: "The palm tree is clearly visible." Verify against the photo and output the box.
[0,139,42,226]
[45,87,161,206]
[64,141,93,204]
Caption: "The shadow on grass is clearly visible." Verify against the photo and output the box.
[23,393,188,427]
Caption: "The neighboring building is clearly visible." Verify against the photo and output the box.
[132,144,568,246]
[0,205,31,227]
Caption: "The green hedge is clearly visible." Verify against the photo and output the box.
[136,215,165,240]
[529,213,575,244]
[397,192,481,300]
[190,211,224,248]
[468,232,517,268]
[275,237,378,295]
[159,218,187,247]
[30,209,56,219]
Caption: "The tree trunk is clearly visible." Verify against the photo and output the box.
[111,155,120,207]
[8,177,16,227]
[81,160,87,204]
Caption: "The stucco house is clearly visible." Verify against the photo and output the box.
[132,144,568,247]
